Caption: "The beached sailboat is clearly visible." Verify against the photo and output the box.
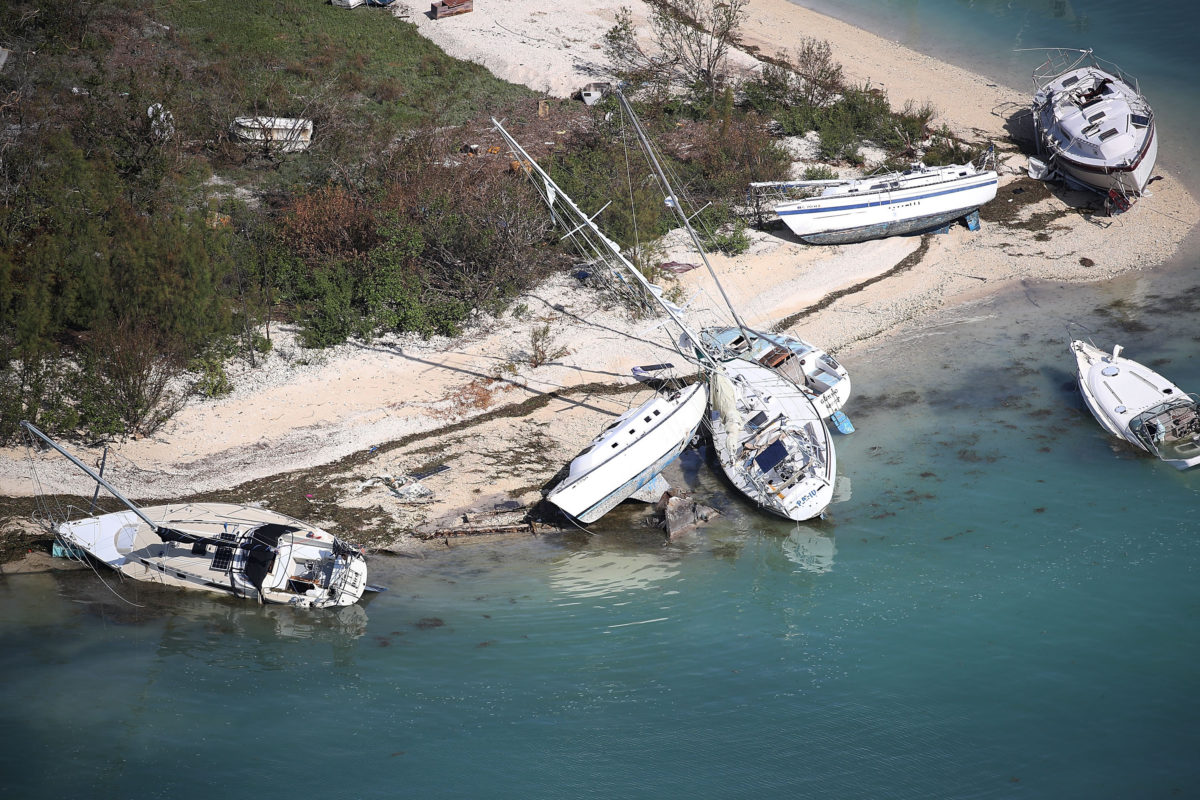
[752,159,998,245]
[686,326,852,431]
[494,114,836,521]
[20,421,372,607]
[1070,341,1200,469]
[546,380,707,523]
[1029,48,1157,201]
[615,90,839,519]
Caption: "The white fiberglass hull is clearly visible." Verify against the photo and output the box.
[1071,340,1200,469]
[774,166,998,244]
[548,384,707,523]
[709,360,836,521]
[1032,60,1157,196]
[57,502,369,607]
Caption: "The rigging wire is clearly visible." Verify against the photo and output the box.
[20,427,145,608]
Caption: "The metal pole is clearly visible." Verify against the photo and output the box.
[614,89,752,342]
[20,421,161,533]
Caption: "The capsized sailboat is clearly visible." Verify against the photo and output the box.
[613,89,839,520]
[1070,342,1200,469]
[21,421,372,607]
[493,121,710,524]
[546,378,707,523]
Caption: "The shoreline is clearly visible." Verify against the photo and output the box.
[1,0,1197,553]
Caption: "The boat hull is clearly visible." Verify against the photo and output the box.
[56,503,369,607]
[547,384,707,523]
[709,361,836,521]
[1031,57,1157,196]
[775,167,998,245]
[1048,129,1157,196]
[1071,340,1200,469]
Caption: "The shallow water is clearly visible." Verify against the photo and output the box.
[3,258,1199,798]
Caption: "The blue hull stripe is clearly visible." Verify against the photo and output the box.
[778,178,997,216]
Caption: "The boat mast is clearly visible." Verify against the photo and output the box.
[20,420,164,533]
[492,118,720,373]
[614,89,752,344]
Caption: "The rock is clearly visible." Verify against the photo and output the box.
[657,489,719,538]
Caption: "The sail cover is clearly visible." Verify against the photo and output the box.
[710,372,743,454]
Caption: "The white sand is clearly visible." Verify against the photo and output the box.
[3,0,1197,543]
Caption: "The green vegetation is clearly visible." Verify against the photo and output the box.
[742,37,982,169]
[0,0,989,445]
[0,0,547,442]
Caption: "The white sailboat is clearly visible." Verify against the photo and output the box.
[1028,48,1157,201]
[493,122,710,524]
[752,160,998,245]
[21,421,372,607]
[546,379,707,523]
[495,98,837,521]
[613,90,838,521]
[1071,341,1200,469]
[685,326,853,431]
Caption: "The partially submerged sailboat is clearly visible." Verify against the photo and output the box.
[546,379,707,523]
[1070,341,1200,469]
[21,421,372,607]
[1029,48,1157,201]
[752,159,998,245]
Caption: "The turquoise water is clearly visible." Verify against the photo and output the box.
[4,3,1200,797]
[2,263,1199,798]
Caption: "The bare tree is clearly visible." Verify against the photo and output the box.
[603,0,748,100]
[791,37,844,109]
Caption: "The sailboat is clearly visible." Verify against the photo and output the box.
[545,377,708,523]
[21,421,372,607]
[495,98,837,521]
[752,159,998,244]
[612,89,839,521]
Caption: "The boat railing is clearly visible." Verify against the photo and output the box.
[1025,48,1142,96]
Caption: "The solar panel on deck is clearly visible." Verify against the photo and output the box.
[754,440,789,475]
[211,546,233,571]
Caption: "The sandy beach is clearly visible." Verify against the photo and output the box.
[3,0,1197,549]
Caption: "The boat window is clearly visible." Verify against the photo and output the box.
[869,183,887,190]
[628,429,636,436]
[1131,114,1150,127]
[1099,128,1120,141]
[1088,111,1106,123]
[1081,123,1100,136]
[1062,75,1079,88]
[653,409,661,416]
[611,442,619,449]
[644,415,652,423]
